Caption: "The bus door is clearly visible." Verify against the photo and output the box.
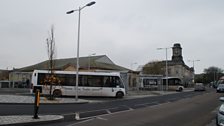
[102,76,122,97]
[78,75,92,96]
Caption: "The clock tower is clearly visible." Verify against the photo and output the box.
[172,43,183,62]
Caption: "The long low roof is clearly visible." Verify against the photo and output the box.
[15,55,130,72]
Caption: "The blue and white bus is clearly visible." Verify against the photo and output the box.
[31,70,126,98]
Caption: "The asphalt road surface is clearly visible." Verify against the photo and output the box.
[0,90,208,116]
[40,90,223,126]
[1,88,222,126]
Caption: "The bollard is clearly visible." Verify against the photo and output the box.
[33,89,40,119]
[75,112,80,120]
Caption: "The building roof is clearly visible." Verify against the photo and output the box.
[144,60,193,72]
[15,55,130,72]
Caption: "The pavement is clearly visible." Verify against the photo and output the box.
[0,94,89,104]
[0,115,64,126]
[0,88,194,126]
[0,93,89,126]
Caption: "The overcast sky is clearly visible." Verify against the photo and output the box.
[0,0,224,74]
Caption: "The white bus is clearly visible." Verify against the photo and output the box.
[31,70,126,98]
[139,76,184,91]
[162,77,184,91]
[139,77,160,90]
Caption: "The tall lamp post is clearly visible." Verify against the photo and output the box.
[188,59,200,83]
[66,1,96,101]
[157,47,171,91]
[88,53,96,70]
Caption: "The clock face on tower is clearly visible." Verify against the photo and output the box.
[174,50,179,56]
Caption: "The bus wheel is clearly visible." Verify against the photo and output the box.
[179,87,183,92]
[116,91,124,98]
[53,89,62,97]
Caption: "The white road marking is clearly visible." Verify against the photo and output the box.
[96,116,108,121]
[66,118,94,126]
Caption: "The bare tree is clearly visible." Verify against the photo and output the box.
[44,25,60,100]
[47,25,56,73]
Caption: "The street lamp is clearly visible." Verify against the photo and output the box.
[88,53,96,70]
[66,1,96,101]
[188,59,200,83]
[157,47,171,91]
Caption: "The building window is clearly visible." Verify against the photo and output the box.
[176,70,179,75]
[168,68,171,75]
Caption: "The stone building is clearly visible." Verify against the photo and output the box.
[141,43,194,86]
[167,43,194,86]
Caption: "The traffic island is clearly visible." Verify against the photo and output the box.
[0,115,64,126]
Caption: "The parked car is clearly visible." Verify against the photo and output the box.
[217,84,224,93]
[216,97,224,126]
[194,83,206,91]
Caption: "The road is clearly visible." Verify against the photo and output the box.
[50,90,222,126]
[0,90,207,116]
[0,88,222,126]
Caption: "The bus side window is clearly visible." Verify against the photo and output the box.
[81,76,89,86]
[115,77,119,85]
[78,75,83,86]
[103,76,122,88]
[104,77,111,87]
[104,77,115,87]
[110,77,115,87]
[96,78,102,87]
[115,77,123,88]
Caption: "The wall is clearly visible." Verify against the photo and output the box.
[9,72,32,88]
